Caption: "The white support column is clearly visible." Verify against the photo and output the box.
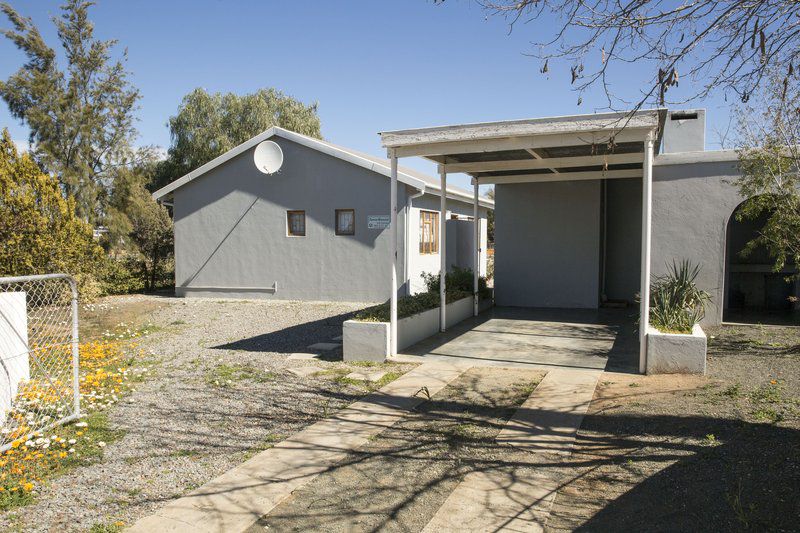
[390,151,399,356]
[439,167,447,332]
[473,180,480,316]
[639,134,654,374]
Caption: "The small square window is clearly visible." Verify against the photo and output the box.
[335,209,355,236]
[287,210,306,236]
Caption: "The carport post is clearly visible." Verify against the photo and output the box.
[390,150,399,356]
[639,133,654,373]
[439,166,447,332]
[473,179,479,316]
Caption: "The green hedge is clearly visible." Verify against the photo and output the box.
[421,266,491,299]
[354,290,472,322]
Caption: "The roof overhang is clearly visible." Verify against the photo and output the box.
[152,127,428,202]
[379,109,667,185]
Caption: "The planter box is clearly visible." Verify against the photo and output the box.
[646,324,707,374]
[343,296,492,362]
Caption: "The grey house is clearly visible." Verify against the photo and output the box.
[378,108,799,369]
[152,127,492,302]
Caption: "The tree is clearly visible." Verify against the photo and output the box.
[0,128,102,277]
[456,0,800,111]
[734,71,800,279]
[0,0,142,223]
[153,88,322,190]
[127,184,173,291]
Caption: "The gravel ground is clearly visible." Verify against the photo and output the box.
[0,295,415,532]
[547,323,800,532]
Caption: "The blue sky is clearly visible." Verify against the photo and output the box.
[0,0,734,190]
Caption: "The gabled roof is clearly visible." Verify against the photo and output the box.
[152,127,494,208]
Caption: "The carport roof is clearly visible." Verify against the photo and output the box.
[379,109,667,184]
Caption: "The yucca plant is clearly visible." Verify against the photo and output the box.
[649,260,711,334]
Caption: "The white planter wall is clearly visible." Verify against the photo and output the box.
[344,296,492,362]
[646,324,707,374]
[0,292,29,422]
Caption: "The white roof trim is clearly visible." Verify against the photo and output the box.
[152,127,494,208]
[379,109,663,148]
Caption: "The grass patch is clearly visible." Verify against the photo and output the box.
[204,363,276,388]
[241,433,286,460]
[0,410,125,511]
[88,522,126,533]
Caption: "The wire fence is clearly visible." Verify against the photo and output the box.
[0,274,79,452]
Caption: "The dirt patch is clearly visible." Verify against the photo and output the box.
[79,294,167,340]
[547,324,800,532]
[254,367,545,533]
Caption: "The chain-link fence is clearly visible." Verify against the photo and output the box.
[0,274,79,452]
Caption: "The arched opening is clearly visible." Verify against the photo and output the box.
[724,201,800,323]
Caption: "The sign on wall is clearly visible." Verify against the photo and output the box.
[367,215,390,230]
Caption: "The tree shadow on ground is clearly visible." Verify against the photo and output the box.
[212,310,361,354]
[569,412,799,532]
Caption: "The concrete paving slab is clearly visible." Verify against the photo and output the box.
[128,362,467,533]
[308,342,341,351]
[396,307,638,372]
[422,469,553,532]
[496,368,600,454]
[286,367,321,378]
[423,367,601,532]
[344,370,387,382]
[287,352,319,361]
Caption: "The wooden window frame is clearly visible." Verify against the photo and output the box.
[419,210,439,254]
[335,208,355,236]
[287,210,306,237]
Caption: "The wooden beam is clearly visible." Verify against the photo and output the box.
[526,148,559,175]
[393,128,651,158]
[478,168,642,185]
[443,153,644,174]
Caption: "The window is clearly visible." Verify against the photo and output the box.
[419,210,439,254]
[287,210,306,236]
[335,209,355,236]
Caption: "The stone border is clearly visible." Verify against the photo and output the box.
[646,324,707,374]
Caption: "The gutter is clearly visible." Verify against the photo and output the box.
[405,185,426,296]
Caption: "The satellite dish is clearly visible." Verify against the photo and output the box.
[253,140,284,174]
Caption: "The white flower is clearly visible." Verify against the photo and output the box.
[97,441,106,448]
[68,439,76,444]
[75,422,88,428]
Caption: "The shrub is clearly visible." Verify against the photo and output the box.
[354,290,471,322]
[421,266,490,298]
[649,260,711,334]
[0,128,103,281]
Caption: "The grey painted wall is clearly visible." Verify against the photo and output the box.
[172,136,488,303]
[494,180,601,308]
[662,109,706,153]
[651,159,743,325]
[604,178,642,302]
[173,137,408,302]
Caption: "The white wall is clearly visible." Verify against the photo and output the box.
[406,193,489,294]
[0,292,29,422]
